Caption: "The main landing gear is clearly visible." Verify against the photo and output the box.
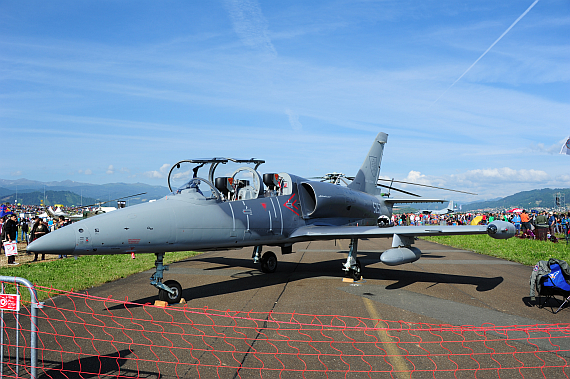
[151,252,183,304]
[342,238,362,281]
[252,246,278,273]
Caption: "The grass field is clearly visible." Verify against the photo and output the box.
[0,251,200,301]
[421,234,570,266]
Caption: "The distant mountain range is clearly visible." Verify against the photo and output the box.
[387,189,569,213]
[1,178,568,211]
[0,191,99,208]
[459,188,570,211]
[0,178,170,207]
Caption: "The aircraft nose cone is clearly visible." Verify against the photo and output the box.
[27,226,76,256]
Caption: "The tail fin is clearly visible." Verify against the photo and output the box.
[447,200,454,211]
[348,132,388,194]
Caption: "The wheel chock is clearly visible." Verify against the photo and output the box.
[342,277,364,283]
[179,298,187,304]
[154,300,168,307]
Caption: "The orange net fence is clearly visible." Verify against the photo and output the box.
[0,284,569,378]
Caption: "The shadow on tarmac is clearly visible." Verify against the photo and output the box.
[39,349,148,379]
[107,254,504,309]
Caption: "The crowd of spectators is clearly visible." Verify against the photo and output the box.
[0,205,75,265]
[392,209,570,242]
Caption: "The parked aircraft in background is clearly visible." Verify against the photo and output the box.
[28,133,515,303]
[418,200,456,215]
[45,193,146,221]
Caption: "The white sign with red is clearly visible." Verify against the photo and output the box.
[0,294,20,312]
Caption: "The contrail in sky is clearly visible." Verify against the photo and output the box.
[431,0,540,106]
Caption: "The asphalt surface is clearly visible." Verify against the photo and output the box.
[91,238,565,325]
[5,238,570,378]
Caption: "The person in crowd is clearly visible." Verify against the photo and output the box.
[57,216,69,259]
[520,210,531,233]
[2,214,19,265]
[563,213,570,244]
[20,218,29,244]
[547,212,556,237]
[512,212,521,235]
[554,214,561,235]
[31,218,49,262]
[534,211,548,241]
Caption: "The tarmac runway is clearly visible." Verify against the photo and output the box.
[93,238,564,325]
[19,238,570,378]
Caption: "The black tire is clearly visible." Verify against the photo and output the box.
[158,280,182,304]
[260,251,277,273]
[351,259,362,281]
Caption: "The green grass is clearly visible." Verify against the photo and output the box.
[421,235,570,266]
[0,251,200,302]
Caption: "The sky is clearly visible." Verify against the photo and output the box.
[1,0,569,203]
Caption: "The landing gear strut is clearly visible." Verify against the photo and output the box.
[342,238,362,281]
[253,246,278,273]
[151,252,182,304]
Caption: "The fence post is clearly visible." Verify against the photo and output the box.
[0,276,41,379]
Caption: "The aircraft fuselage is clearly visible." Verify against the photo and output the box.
[31,175,389,256]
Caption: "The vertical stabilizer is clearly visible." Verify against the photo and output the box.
[348,132,388,194]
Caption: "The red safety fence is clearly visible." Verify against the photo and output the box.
[0,283,569,378]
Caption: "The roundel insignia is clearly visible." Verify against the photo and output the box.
[565,138,570,149]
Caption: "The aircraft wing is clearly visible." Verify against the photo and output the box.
[290,222,513,241]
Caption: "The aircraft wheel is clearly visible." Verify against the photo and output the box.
[351,259,362,281]
[260,251,277,273]
[158,280,182,304]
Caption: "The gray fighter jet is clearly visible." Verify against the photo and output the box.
[28,132,515,303]
[418,200,456,215]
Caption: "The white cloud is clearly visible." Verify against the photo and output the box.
[106,165,115,174]
[531,138,567,155]
[224,0,276,57]
[456,167,550,183]
[144,164,170,179]
[285,108,302,131]
[10,171,22,177]
[404,170,431,185]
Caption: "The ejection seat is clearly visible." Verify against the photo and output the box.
[538,262,570,314]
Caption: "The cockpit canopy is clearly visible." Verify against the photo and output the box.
[167,158,295,202]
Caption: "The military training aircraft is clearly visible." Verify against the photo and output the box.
[417,200,456,215]
[28,132,515,303]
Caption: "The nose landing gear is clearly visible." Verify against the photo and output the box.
[151,252,183,304]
